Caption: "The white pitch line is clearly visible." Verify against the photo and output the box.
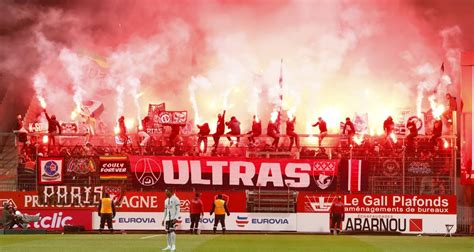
[140,234,163,240]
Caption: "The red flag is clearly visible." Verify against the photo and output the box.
[348,159,362,192]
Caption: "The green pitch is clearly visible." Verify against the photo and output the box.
[1,234,473,252]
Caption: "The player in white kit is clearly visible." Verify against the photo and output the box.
[162,189,180,251]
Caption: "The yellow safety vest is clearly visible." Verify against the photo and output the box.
[214,199,226,215]
[100,198,113,214]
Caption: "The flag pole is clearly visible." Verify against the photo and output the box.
[278,59,283,130]
[279,58,283,113]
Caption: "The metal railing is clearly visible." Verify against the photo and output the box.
[457,206,473,233]
[2,131,458,195]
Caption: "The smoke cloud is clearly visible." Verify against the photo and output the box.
[1,0,473,134]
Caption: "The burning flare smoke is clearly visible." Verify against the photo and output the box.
[32,72,48,109]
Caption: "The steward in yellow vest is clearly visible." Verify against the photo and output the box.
[98,193,116,233]
[209,194,230,234]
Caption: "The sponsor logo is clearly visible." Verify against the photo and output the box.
[180,200,190,212]
[118,217,157,224]
[345,217,407,232]
[185,217,214,224]
[304,195,337,212]
[251,218,289,225]
[67,158,96,174]
[117,195,159,209]
[0,198,17,208]
[302,194,451,214]
[409,218,423,232]
[235,216,289,227]
[29,212,73,229]
[134,158,162,186]
[236,216,249,227]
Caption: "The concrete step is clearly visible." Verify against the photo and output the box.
[252,206,295,213]
[247,198,295,203]
[0,134,18,190]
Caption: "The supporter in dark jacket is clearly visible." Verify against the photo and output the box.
[342,117,355,145]
[248,115,262,145]
[169,125,182,147]
[342,117,355,135]
[406,117,419,152]
[430,119,443,149]
[226,116,241,147]
[286,117,299,150]
[267,121,279,148]
[197,123,210,153]
[212,110,226,148]
[43,109,62,148]
[383,116,395,136]
[312,117,328,147]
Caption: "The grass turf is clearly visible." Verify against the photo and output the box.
[0,234,473,252]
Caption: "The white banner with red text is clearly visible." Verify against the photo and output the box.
[296,193,456,234]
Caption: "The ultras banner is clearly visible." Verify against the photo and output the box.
[129,155,340,190]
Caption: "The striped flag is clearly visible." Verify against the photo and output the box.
[348,159,362,192]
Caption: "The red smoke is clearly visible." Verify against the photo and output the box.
[0,0,473,132]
